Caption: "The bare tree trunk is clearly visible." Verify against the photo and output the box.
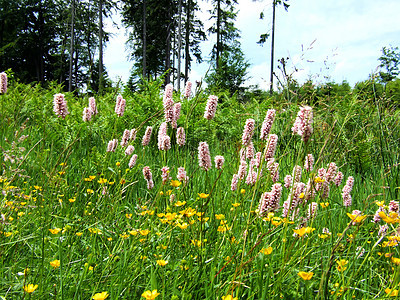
[98,0,104,93]
[142,0,147,79]
[165,6,172,85]
[216,0,221,70]
[177,0,182,91]
[69,0,75,92]
[184,0,191,82]
[269,0,276,95]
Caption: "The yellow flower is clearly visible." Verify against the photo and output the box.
[336,259,348,272]
[240,189,245,194]
[314,177,325,183]
[293,227,315,237]
[139,229,150,236]
[98,178,108,184]
[174,200,186,207]
[116,162,121,167]
[376,200,385,207]
[176,223,189,230]
[299,193,305,199]
[198,193,209,199]
[126,213,133,219]
[170,180,182,187]
[215,214,225,220]
[159,191,164,196]
[92,291,109,300]
[76,232,83,236]
[68,197,76,203]
[232,202,240,207]
[156,259,168,266]
[392,257,400,265]
[347,213,367,224]
[49,228,62,234]
[318,234,329,239]
[385,288,399,297]
[50,259,60,269]
[260,246,273,255]
[379,211,400,224]
[142,290,160,300]
[320,202,329,208]
[84,176,96,181]
[23,284,38,293]
[222,295,238,300]
[298,271,314,280]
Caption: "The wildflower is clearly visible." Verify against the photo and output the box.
[177,167,189,183]
[231,174,239,191]
[23,284,38,293]
[170,180,181,187]
[284,175,292,189]
[246,142,255,159]
[204,95,218,120]
[129,154,138,169]
[143,166,154,190]
[304,154,314,172]
[142,290,160,300]
[214,155,225,169]
[88,97,98,115]
[82,107,92,121]
[76,232,83,236]
[292,106,313,142]
[184,81,192,98]
[49,228,62,234]
[385,288,399,297]
[320,202,329,208]
[120,129,131,147]
[222,295,238,300]
[325,162,338,183]
[379,211,400,224]
[342,176,354,207]
[347,212,367,224]
[260,109,276,140]
[242,119,255,146]
[142,126,153,146]
[293,227,315,237]
[307,202,318,220]
[258,183,282,216]
[53,93,69,119]
[0,72,7,93]
[106,139,118,152]
[176,127,186,146]
[260,246,273,255]
[87,189,94,194]
[376,201,385,207]
[240,189,245,194]
[389,200,399,213]
[172,102,181,128]
[334,171,343,186]
[264,134,278,161]
[298,271,314,280]
[336,259,348,272]
[198,141,212,171]
[115,94,126,117]
[177,222,189,229]
[50,259,60,268]
[156,259,168,266]
[391,257,400,265]
[139,229,150,236]
[237,160,247,180]
[92,291,109,300]
[198,193,209,199]
[174,200,186,207]
[163,84,175,123]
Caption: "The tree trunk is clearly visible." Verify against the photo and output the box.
[184,0,191,83]
[142,0,147,79]
[269,0,276,95]
[216,0,221,70]
[165,5,172,85]
[98,0,104,93]
[69,0,75,92]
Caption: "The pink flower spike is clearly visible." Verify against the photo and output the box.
[176,127,186,146]
[0,72,8,94]
[177,167,189,183]
[125,145,135,156]
[142,126,153,147]
[88,97,98,115]
[184,81,192,98]
[115,94,126,117]
[260,109,276,141]
[204,95,218,120]
[120,129,131,147]
[82,107,92,122]
[128,154,138,168]
[53,93,69,119]
[214,155,225,170]
[242,119,255,146]
[198,141,212,171]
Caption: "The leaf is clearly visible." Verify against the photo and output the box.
[259,12,264,19]
[257,33,270,45]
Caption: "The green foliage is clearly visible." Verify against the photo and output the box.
[378,45,400,83]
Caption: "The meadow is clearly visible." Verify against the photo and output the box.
[1,74,400,299]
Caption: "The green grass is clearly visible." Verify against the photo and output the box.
[0,80,399,299]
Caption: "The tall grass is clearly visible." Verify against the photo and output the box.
[0,78,399,299]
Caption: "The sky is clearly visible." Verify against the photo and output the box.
[104,0,400,90]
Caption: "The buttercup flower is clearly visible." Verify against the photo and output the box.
[92,291,109,300]
[23,284,38,293]
[142,290,160,300]
[298,271,313,280]
[50,259,60,268]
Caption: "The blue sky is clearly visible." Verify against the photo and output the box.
[104,0,400,90]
